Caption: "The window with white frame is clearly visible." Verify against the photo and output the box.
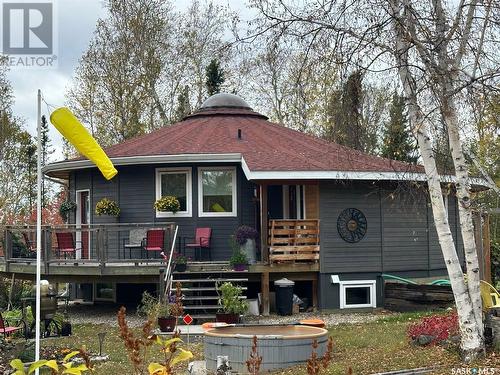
[339,280,377,309]
[198,167,237,217]
[155,168,192,217]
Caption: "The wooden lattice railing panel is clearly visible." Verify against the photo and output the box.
[269,219,320,263]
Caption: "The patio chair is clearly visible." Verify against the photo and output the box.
[480,280,500,312]
[142,229,165,259]
[55,232,82,259]
[122,228,147,259]
[22,232,37,255]
[0,311,22,338]
[185,227,212,261]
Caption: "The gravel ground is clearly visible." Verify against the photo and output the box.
[65,303,381,328]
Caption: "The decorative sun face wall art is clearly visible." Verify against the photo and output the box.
[337,208,367,243]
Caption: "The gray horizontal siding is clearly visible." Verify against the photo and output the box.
[319,182,464,275]
[69,164,256,261]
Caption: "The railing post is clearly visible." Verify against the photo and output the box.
[4,227,11,272]
[43,227,51,274]
[97,226,106,271]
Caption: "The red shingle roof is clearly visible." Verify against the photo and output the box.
[99,107,422,174]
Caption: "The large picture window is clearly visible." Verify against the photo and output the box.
[155,168,192,217]
[198,167,237,217]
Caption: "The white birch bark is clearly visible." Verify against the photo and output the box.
[389,0,483,360]
[441,87,484,338]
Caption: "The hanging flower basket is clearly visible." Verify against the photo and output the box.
[95,198,120,217]
[154,196,180,213]
[59,201,76,221]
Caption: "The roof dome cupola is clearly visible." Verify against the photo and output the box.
[200,93,252,110]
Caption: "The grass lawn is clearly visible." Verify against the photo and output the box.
[31,313,499,374]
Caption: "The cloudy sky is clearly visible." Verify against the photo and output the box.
[7,0,247,159]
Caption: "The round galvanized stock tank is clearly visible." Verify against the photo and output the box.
[204,325,329,372]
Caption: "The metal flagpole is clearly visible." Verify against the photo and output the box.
[35,89,42,372]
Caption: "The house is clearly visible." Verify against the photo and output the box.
[0,93,482,314]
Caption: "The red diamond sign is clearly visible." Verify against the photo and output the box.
[183,314,193,325]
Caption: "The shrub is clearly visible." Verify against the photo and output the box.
[95,198,120,216]
[407,312,459,345]
[217,282,248,315]
[229,250,248,266]
[154,196,180,213]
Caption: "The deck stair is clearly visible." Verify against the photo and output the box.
[171,262,248,321]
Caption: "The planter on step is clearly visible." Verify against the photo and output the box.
[232,263,248,271]
[158,316,177,332]
[174,263,187,272]
[216,313,240,324]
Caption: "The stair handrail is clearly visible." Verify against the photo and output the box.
[162,224,178,300]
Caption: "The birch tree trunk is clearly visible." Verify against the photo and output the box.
[441,84,484,337]
[389,0,483,360]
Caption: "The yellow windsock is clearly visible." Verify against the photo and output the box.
[50,107,118,180]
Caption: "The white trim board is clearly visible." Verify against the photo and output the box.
[339,280,377,309]
[155,167,192,218]
[44,153,490,188]
[198,166,238,217]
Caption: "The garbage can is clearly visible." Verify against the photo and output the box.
[274,278,295,315]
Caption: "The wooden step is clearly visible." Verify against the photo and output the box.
[181,286,247,292]
[182,295,247,301]
[183,305,222,310]
[173,278,248,283]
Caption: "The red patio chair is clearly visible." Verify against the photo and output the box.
[142,229,165,259]
[55,232,81,259]
[22,233,37,255]
[0,311,22,338]
[185,228,212,261]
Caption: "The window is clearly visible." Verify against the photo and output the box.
[339,280,377,309]
[198,167,237,217]
[155,168,192,217]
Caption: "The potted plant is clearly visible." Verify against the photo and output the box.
[153,195,180,214]
[59,200,76,222]
[95,198,120,217]
[157,303,177,332]
[138,291,176,332]
[173,252,189,272]
[230,249,248,271]
[216,282,248,324]
[234,226,259,264]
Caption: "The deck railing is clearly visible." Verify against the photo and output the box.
[1,223,178,270]
[268,219,320,264]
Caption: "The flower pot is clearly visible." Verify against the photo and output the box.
[158,316,177,332]
[61,322,72,336]
[233,263,248,271]
[216,313,240,324]
[240,239,256,264]
[175,263,187,272]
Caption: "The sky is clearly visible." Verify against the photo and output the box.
[6,0,248,160]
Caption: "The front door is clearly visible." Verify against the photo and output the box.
[76,190,90,259]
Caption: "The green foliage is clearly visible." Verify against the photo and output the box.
[217,281,248,314]
[380,94,417,163]
[10,349,89,375]
[59,201,77,221]
[491,241,500,289]
[229,250,248,266]
[205,59,225,97]
[153,196,180,213]
[173,85,191,122]
[95,198,120,217]
[0,277,32,309]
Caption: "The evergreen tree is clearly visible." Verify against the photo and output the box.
[205,59,225,97]
[40,115,54,206]
[381,94,417,163]
[173,86,191,122]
